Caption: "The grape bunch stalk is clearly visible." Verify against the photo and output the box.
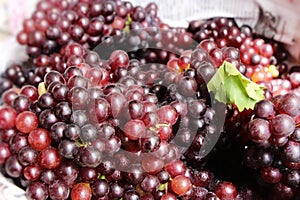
[0,0,300,200]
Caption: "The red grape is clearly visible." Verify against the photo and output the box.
[0,106,17,129]
[71,183,92,200]
[28,128,52,151]
[15,111,38,133]
[171,175,192,195]
[38,147,62,169]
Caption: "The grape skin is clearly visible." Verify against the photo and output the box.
[0,1,297,199]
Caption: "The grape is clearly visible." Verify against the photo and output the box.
[54,102,72,121]
[67,86,89,109]
[165,160,187,178]
[51,83,69,101]
[177,76,198,97]
[26,181,48,200]
[24,163,42,181]
[39,109,59,129]
[161,193,176,200]
[0,143,12,165]
[141,155,164,174]
[283,170,300,188]
[270,182,294,200]
[40,170,56,185]
[139,132,160,152]
[55,161,79,187]
[157,105,178,125]
[5,155,23,178]
[109,182,124,198]
[277,93,300,116]
[58,139,78,159]
[192,170,213,187]
[15,111,39,133]
[140,174,160,193]
[71,183,92,200]
[215,181,238,199]
[270,114,295,137]
[76,146,102,168]
[70,110,88,127]
[0,2,297,198]
[18,146,38,166]
[38,92,56,109]
[91,179,109,197]
[89,97,110,123]
[9,134,28,153]
[64,123,81,140]
[260,167,282,184]
[38,147,62,169]
[187,99,207,118]
[248,118,271,143]
[124,119,146,140]
[28,128,52,151]
[44,71,66,86]
[171,175,192,195]
[80,124,97,143]
[20,85,39,102]
[281,141,300,163]
[0,106,17,129]
[1,88,19,106]
[109,50,130,70]
[106,91,127,118]
[254,99,276,119]
[49,180,70,200]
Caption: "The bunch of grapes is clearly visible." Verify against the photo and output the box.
[16,0,162,56]
[0,0,300,200]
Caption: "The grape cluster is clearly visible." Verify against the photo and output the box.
[0,0,300,200]
[0,37,231,199]
[16,0,162,57]
[236,94,300,199]
[187,17,289,84]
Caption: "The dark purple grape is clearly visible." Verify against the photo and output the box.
[55,102,72,121]
[92,179,110,198]
[67,87,89,109]
[76,146,102,168]
[79,167,98,182]
[5,155,23,178]
[248,118,271,143]
[44,71,66,86]
[109,183,124,199]
[270,114,295,137]
[140,174,160,193]
[254,100,276,119]
[277,93,300,117]
[26,181,48,200]
[49,180,70,200]
[12,94,31,112]
[80,124,97,143]
[18,146,38,166]
[70,110,88,127]
[58,139,78,159]
[281,141,300,163]
[38,92,56,109]
[55,161,79,187]
[39,109,59,129]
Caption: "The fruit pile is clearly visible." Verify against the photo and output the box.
[0,0,300,200]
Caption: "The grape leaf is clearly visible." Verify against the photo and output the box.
[207,61,265,112]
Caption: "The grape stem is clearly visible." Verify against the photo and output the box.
[75,140,88,148]
[149,123,170,133]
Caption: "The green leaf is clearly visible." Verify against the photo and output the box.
[207,61,265,112]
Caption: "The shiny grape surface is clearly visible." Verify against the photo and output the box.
[1,0,300,200]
